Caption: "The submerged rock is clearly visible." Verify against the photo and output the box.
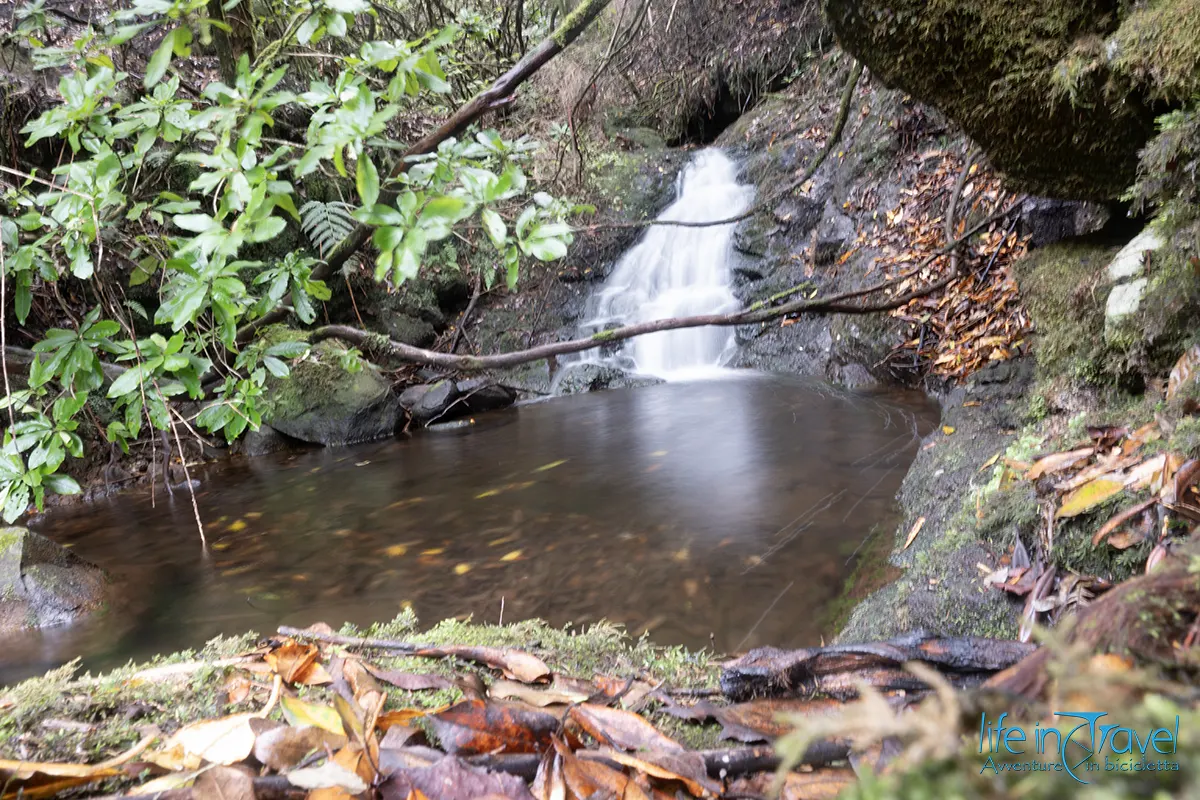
[400,378,518,426]
[0,527,110,630]
[265,341,401,446]
[551,363,665,395]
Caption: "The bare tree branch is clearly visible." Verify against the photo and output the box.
[309,200,1022,372]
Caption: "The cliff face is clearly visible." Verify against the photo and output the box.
[821,0,1200,200]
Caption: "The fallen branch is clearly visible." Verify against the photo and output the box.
[237,0,613,344]
[306,201,1021,371]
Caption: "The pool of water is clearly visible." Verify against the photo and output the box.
[6,374,937,684]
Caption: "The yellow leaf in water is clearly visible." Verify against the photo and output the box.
[210,542,231,551]
[334,529,352,538]
[245,512,262,519]
[280,696,345,736]
[533,459,567,473]
[672,547,689,562]
[384,545,408,557]
[227,520,247,533]
[421,547,444,556]
[500,550,522,562]
[903,516,926,550]
[1056,475,1125,518]
[454,563,472,575]
[649,450,668,457]
[476,489,500,499]
[942,426,956,435]
[488,534,518,547]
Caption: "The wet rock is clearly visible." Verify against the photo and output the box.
[1106,228,1163,282]
[385,313,438,348]
[824,0,1159,199]
[552,363,665,395]
[234,424,305,457]
[456,378,518,415]
[400,380,460,426]
[0,527,110,630]
[265,341,401,446]
[401,379,518,426]
[1018,197,1110,248]
[812,211,854,265]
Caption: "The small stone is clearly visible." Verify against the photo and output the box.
[1105,277,1149,320]
[1106,228,1163,282]
[1,527,111,630]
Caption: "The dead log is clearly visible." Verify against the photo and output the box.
[720,630,1037,701]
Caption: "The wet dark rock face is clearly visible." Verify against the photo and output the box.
[0,527,111,630]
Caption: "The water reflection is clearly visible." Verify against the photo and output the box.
[5,375,936,684]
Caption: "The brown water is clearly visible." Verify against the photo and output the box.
[6,374,936,684]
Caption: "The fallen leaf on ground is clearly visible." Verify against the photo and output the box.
[286,761,368,793]
[253,724,347,770]
[1056,475,1125,518]
[414,646,550,683]
[556,741,648,800]
[380,754,535,800]
[730,768,857,800]
[265,640,330,685]
[148,713,257,769]
[568,703,684,752]
[598,748,720,797]
[280,695,345,736]
[361,663,454,692]
[902,516,925,550]
[192,766,255,800]
[1025,448,1094,481]
[429,699,558,755]
[489,677,592,707]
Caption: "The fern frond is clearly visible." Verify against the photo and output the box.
[300,200,357,259]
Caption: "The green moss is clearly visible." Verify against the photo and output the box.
[1015,242,1117,385]
[1112,0,1200,102]
[1168,415,1200,457]
[825,0,1158,198]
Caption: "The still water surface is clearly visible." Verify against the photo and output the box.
[6,375,936,684]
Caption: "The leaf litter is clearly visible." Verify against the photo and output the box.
[0,626,1037,800]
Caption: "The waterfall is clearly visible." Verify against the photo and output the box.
[584,149,754,379]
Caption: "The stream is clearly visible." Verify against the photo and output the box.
[3,150,939,684]
[6,376,936,684]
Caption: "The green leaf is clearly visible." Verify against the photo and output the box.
[107,364,146,399]
[263,356,289,378]
[356,154,380,209]
[481,208,506,249]
[145,28,177,89]
[173,213,217,233]
[43,474,81,495]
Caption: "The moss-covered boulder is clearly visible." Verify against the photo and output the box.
[0,527,110,630]
[264,340,401,446]
[820,0,1200,199]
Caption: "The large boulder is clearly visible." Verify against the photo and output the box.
[400,378,518,426]
[552,363,665,395]
[0,527,111,629]
[265,340,401,445]
[820,0,1200,200]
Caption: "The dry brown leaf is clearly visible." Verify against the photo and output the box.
[556,741,649,800]
[379,754,535,800]
[489,677,591,707]
[286,760,368,793]
[428,699,559,755]
[253,724,347,771]
[361,663,454,692]
[1025,448,1094,481]
[265,640,320,685]
[1091,497,1158,547]
[192,766,255,800]
[414,646,549,684]
[902,516,925,550]
[568,703,684,752]
[597,748,720,797]
[147,713,257,770]
[1167,343,1200,401]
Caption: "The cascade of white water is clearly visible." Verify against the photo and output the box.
[584,149,754,378]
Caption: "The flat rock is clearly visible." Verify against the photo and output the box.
[1107,228,1163,282]
[0,527,111,630]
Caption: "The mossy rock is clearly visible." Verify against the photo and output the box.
[0,528,111,631]
[264,340,400,446]
[822,0,1160,199]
